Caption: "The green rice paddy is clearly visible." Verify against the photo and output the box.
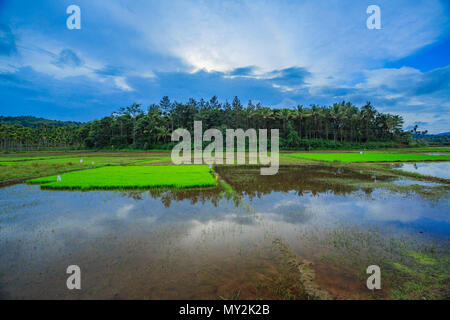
[289,152,449,163]
[27,165,217,190]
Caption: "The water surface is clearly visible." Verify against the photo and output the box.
[0,165,448,299]
[392,162,450,179]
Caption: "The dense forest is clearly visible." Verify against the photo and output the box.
[0,97,424,151]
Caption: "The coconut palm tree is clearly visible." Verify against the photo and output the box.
[293,105,307,138]
[257,107,274,129]
[361,102,376,142]
[278,109,292,135]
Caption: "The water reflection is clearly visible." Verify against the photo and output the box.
[391,162,450,179]
[0,165,448,299]
[215,165,395,199]
[120,164,390,207]
[126,187,225,207]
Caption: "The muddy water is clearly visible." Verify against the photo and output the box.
[0,165,448,299]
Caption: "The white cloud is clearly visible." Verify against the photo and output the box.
[4,27,135,92]
[12,29,101,79]
[116,204,135,219]
[99,0,448,82]
[113,76,133,91]
[360,67,422,89]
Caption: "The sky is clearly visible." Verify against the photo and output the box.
[0,0,449,133]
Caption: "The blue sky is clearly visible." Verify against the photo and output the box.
[0,0,449,133]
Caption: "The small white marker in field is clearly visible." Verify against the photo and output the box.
[57,175,62,182]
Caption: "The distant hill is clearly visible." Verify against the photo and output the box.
[0,116,82,128]
[419,132,450,145]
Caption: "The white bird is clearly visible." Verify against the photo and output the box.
[360,151,363,154]
[57,175,61,182]
[92,161,95,165]
[80,159,83,163]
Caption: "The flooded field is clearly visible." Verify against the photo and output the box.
[0,165,449,300]
[392,162,450,180]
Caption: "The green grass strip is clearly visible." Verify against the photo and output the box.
[27,165,217,190]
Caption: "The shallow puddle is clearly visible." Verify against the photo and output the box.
[391,162,450,179]
[392,179,442,187]
[0,165,448,299]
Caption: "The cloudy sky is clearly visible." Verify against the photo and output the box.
[0,0,449,133]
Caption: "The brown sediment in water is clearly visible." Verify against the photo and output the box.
[313,263,388,300]
[272,238,333,300]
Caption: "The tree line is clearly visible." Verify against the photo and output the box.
[0,124,81,151]
[0,115,81,128]
[1,96,415,151]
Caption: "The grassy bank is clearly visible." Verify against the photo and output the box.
[27,165,217,190]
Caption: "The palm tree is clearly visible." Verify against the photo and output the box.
[318,107,330,140]
[257,107,274,129]
[279,109,292,135]
[311,105,319,138]
[294,105,306,138]
[330,103,342,141]
[361,102,376,142]
[156,126,171,144]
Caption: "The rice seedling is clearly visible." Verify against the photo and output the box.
[26,165,217,190]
